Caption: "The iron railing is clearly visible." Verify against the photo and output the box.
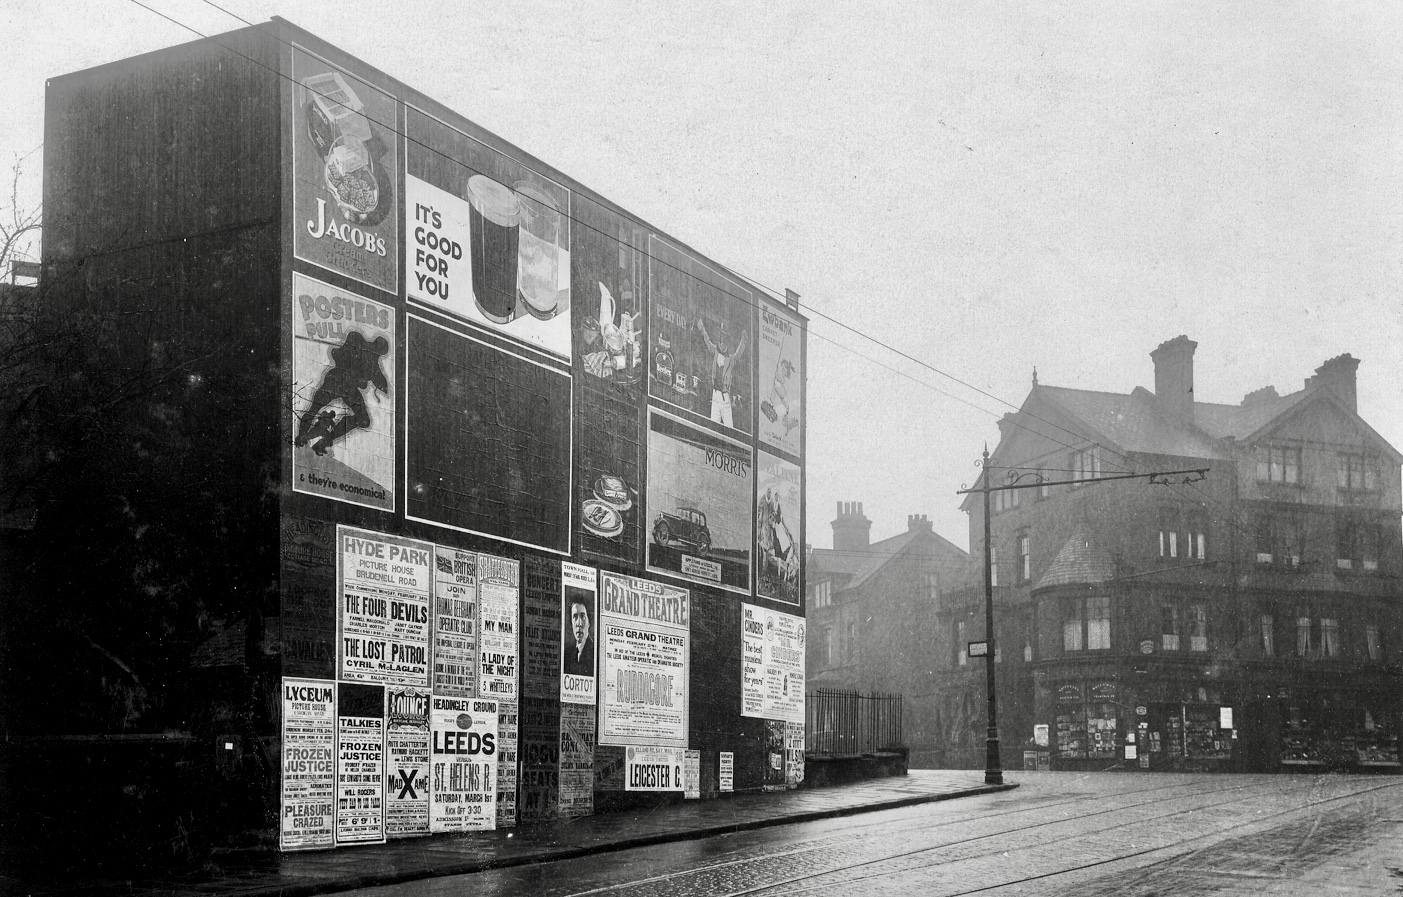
[805,688,904,756]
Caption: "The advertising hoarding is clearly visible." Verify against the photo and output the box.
[755,451,801,605]
[405,316,572,554]
[280,677,336,851]
[336,682,386,844]
[645,410,753,593]
[496,700,519,827]
[558,703,595,818]
[647,236,753,435]
[741,604,806,724]
[625,745,685,792]
[560,562,597,705]
[292,45,399,294]
[384,686,431,838]
[291,273,396,511]
[336,527,433,686]
[598,573,689,748]
[432,548,476,697]
[406,107,572,359]
[476,554,520,702]
[757,301,804,457]
[428,695,499,832]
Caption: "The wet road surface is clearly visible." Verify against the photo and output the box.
[344,772,1403,896]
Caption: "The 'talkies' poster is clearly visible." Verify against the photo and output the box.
[291,273,396,511]
[336,682,386,845]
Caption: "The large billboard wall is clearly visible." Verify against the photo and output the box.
[277,23,806,849]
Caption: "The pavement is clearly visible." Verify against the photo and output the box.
[30,771,1013,897]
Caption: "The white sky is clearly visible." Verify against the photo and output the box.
[4,1,1400,552]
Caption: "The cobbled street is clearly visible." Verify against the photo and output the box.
[345,773,1403,897]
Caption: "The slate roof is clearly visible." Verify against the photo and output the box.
[1035,532,1117,589]
[1037,386,1228,460]
[809,528,968,592]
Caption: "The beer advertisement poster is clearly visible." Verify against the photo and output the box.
[757,301,804,457]
[428,695,499,832]
[625,745,685,792]
[280,678,336,851]
[560,562,597,705]
[646,235,753,435]
[384,686,431,838]
[558,703,596,818]
[405,108,572,359]
[336,682,387,845]
[755,452,802,605]
[495,700,519,827]
[476,554,521,703]
[291,273,396,511]
[431,547,477,697]
[571,196,647,398]
[291,45,398,294]
[645,410,753,594]
[598,573,690,748]
[336,527,433,686]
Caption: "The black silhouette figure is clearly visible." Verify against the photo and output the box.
[295,331,390,456]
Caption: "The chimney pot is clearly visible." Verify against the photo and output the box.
[1311,354,1360,414]
[832,500,872,551]
[1151,335,1198,425]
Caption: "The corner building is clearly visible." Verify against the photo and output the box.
[960,336,1401,773]
[6,20,807,867]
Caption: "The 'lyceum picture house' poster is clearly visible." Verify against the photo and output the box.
[292,273,396,511]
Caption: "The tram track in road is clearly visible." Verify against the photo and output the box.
[717,777,1403,897]
[551,776,1317,897]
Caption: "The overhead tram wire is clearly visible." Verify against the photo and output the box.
[125,0,1267,550]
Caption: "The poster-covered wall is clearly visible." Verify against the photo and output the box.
[741,604,806,724]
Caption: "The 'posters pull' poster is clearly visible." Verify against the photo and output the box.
[560,562,597,705]
[292,274,396,511]
[429,696,499,832]
[280,677,336,851]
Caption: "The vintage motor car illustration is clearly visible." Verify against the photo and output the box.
[652,505,712,556]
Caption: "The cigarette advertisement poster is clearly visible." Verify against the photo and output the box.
[647,235,753,435]
[645,410,753,593]
[280,678,336,851]
[521,555,562,700]
[404,316,573,554]
[336,682,386,845]
[684,750,701,799]
[292,45,399,294]
[405,108,572,359]
[291,273,395,512]
[719,751,734,792]
[385,687,431,838]
[496,700,519,827]
[575,389,642,564]
[432,548,476,696]
[429,696,499,832]
[757,301,803,458]
[337,527,433,686]
[598,573,690,748]
[477,554,520,702]
[558,703,596,818]
[560,562,597,705]
[756,452,802,605]
[518,697,560,823]
[625,745,685,792]
[741,604,806,724]
[785,721,805,789]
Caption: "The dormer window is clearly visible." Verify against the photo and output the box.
[1256,445,1300,485]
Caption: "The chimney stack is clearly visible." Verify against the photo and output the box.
[1307,354,1360,414]
[907,514,932,533]
[832,501,872,552]
[1151,335,1197,426]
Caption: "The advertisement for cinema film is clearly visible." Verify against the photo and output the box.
[280,678,337,851]
[645,410,754,593]
[336,527,433,686]
[292,45,399,294]
[291,273,396,512]
[598,573,690,748]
